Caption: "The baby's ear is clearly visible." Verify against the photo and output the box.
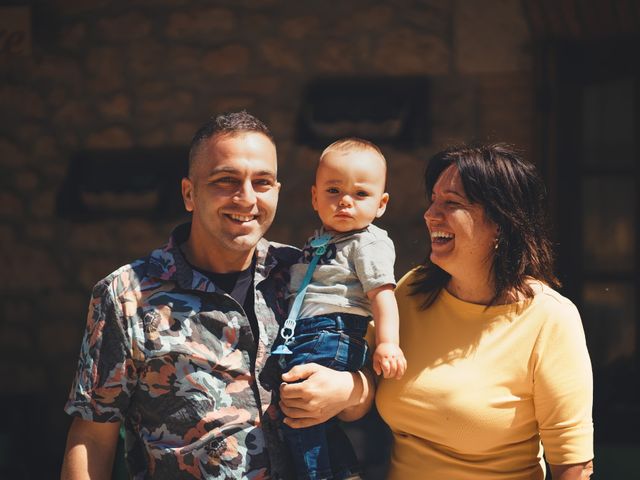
[376,192,389,218]
[311,185,318,211]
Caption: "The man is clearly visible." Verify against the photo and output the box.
[61,112,373,479]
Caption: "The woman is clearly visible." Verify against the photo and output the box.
[376,144,594,479]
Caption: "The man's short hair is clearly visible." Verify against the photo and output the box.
[188,111,274,174]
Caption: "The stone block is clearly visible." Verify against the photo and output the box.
[166,7,234,39]
[38,319,83,355]
[26,223,54,242]
[0,225,14,250]
[29,188,56,219]
[86,127,133,149]
[140,129,167,147]
[260,39,302,71]
[166,46,201,72]
[97,93,131,119]
[118,219,165,256]
[229,77,280,95]
[372,29,449,75]
[140,90,194,117]
[67,222,118,253]
[59,22,86,51]
[78,256,123,291]
[171,121,198,145]
[0,137,27,167]
[202,45,250,75]
[33,135,59,159]
[454,0,532,73]
[0,323,33,351]
[0,85,45,119]
[86,47,125,93]
[209,96,256,114]
[35,55,83,89]
[97,12,152,42]
[314,41,358,73]
[47,86,67,109]
[404,1,451,34]
[477,72,533,152]
[281,16,319,39]
[54,0,110,14]
[0,243,63,291]
[127,40,165,79]
[53,100,91,127]
[13,170,39,191]
[0,191,24,217]
[429,75,478,145]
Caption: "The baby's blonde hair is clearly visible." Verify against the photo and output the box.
[320,137,386,167]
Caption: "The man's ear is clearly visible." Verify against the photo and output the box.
[376,192,389,218]
[311,185,318,212]
[181,177,195,212]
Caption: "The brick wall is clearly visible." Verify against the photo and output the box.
[0,0,533,475]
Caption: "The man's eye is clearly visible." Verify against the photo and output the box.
[214,177,237,184]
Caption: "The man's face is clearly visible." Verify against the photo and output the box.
[182,132,280,264]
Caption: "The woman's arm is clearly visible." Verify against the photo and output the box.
[279,364,375,428]
[549,460,594,479]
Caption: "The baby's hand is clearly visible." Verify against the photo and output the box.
[373,342,407,379]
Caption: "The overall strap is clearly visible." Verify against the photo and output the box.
[272,233,332,355]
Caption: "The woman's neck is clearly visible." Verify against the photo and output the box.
[446,276,496,305]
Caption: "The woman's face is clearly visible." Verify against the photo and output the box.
[424,164,499,282]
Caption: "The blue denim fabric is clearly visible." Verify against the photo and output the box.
[278,313,369,480]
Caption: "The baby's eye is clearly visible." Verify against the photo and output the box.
[356,191,369,197]
[326,188,339,194]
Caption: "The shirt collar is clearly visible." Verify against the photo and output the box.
[147,223,278,292]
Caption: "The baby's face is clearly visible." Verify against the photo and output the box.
[312,149,389,233]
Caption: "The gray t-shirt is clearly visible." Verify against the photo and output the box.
[288,224,396,318]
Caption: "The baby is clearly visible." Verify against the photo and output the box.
[276,138,406,480]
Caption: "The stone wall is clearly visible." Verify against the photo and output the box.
[0,0,533,475]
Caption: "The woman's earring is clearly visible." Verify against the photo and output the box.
[494,237,499,250]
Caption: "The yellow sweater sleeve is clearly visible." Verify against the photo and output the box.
[531,298,594,464]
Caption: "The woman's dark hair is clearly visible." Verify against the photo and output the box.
[411,143,560,308]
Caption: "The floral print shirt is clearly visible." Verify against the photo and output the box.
[65,223,298,479]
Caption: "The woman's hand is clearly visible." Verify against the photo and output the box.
[279,363,374,428]
[549,461,594,479]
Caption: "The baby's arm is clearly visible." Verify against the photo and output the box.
[367,285,406,379]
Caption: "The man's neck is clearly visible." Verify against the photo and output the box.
[182,238,255,274]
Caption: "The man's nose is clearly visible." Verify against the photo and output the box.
[234,180,257,205]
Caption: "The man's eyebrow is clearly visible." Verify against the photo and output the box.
[206,167,277,177]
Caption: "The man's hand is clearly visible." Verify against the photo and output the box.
[279,363,372,428]
[373,342,407,379]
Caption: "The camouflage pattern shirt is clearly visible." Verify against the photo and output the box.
[65,223,298,479]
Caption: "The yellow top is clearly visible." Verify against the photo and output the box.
[376,269,593,480]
